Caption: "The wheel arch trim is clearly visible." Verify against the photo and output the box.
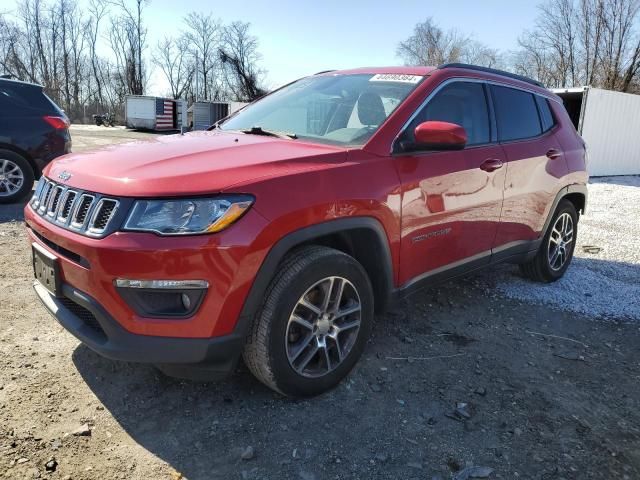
[236,217,394,334]
[541,183,587,237]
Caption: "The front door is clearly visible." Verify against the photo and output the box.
[394,80,506,286]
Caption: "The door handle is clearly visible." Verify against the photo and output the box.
[546,149,563,160]
[479,158,504,172]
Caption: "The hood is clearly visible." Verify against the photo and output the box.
[45,130,347,197]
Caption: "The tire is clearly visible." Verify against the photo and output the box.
[0,149,34,204]
[243,246,374,397]
[519,199,578,282]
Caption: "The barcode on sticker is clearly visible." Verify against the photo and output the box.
[369,74,423,84]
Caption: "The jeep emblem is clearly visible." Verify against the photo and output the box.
[58,171,72,182]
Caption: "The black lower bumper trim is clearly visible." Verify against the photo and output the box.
[33,281,243,376]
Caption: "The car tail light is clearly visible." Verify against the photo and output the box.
[43,115,70,130]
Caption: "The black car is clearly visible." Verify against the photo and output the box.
[0,78,71,203]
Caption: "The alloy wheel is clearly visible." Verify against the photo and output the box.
[0,159,24,197]
[548,212,574,271]
[285,276,362,378]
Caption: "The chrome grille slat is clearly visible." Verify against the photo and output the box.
[71,194,95,228]
[56,190,78,224]
[87,199,119,235]
[47,186,64,217]
[38,181,53,214]
[31,178,120,238]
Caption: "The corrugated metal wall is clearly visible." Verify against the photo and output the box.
[193,102,230,130]
[581,88,640,176]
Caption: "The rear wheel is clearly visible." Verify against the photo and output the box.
[0,150,34,204]
[243,246,374,397]
[519,199,578,282]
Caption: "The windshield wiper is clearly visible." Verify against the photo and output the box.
[240,126,297,139]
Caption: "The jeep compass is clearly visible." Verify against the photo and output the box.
[26,64,588,397]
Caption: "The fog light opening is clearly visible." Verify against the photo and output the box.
[114,278,208,318]
[181,293,192,310]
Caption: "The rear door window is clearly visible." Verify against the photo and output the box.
[491,85,542,141]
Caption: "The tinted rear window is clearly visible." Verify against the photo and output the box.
[536,96,555,132]
[491,85,542,141]
[0,82,61,115]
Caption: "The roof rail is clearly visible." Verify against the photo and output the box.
[437,63,544,88]
[314,70,336,75]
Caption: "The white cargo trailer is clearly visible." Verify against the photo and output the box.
[553,87,640,176]
[125,95,187,131]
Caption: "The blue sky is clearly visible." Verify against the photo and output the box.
[5,0,541,93]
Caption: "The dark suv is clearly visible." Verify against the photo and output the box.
[26,64,588,397]
[0,78,71,203]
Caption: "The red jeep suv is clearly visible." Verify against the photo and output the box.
[26,64,588,397]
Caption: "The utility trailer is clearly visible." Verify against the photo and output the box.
[125,95,188,131]
[553,87,640,176]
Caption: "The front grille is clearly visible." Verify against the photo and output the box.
[30,178,121,238]
[59,297,107,342]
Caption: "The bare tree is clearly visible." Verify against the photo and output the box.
[464,41,504,68]
[397,17,504,68]
[397,17,470,66]
[182,12,221,100]
[513,0,640,91]
[219,21,265,101]
[85,0,108,108]
[1,0,267,122]
[108,0,146,95]
[153,35,193,99]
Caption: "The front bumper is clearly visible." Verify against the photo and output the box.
[34,280,244,375]
[25,204,268,338]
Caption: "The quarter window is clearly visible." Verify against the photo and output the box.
[405,81,491,147]
[491,85,542,141]
[536,96,555,132]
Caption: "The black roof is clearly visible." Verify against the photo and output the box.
[437,63,544,88]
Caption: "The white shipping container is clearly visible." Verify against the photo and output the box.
[553,86,640,176]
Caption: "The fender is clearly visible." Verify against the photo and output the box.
[541,183,588,235]
[236,217,394,335]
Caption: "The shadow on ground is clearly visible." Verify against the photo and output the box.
[0,197,27,223]
[72,273,640,480]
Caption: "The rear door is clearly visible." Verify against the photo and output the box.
[490,85,568,258]
[395,80,507,285]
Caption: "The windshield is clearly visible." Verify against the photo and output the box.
[220,73,423,146]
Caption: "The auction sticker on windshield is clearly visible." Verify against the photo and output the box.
[369,74,423,83]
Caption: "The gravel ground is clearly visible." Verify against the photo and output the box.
[494,176,640,320]
[0,127,639,480]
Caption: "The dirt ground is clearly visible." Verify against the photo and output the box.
[1,126,638,480]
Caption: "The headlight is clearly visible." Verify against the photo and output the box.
[123,196,254,235]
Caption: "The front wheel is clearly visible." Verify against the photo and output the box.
[519,199,578,282]
[243,246,374,397]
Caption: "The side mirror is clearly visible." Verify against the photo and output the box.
[412,121,467,151]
